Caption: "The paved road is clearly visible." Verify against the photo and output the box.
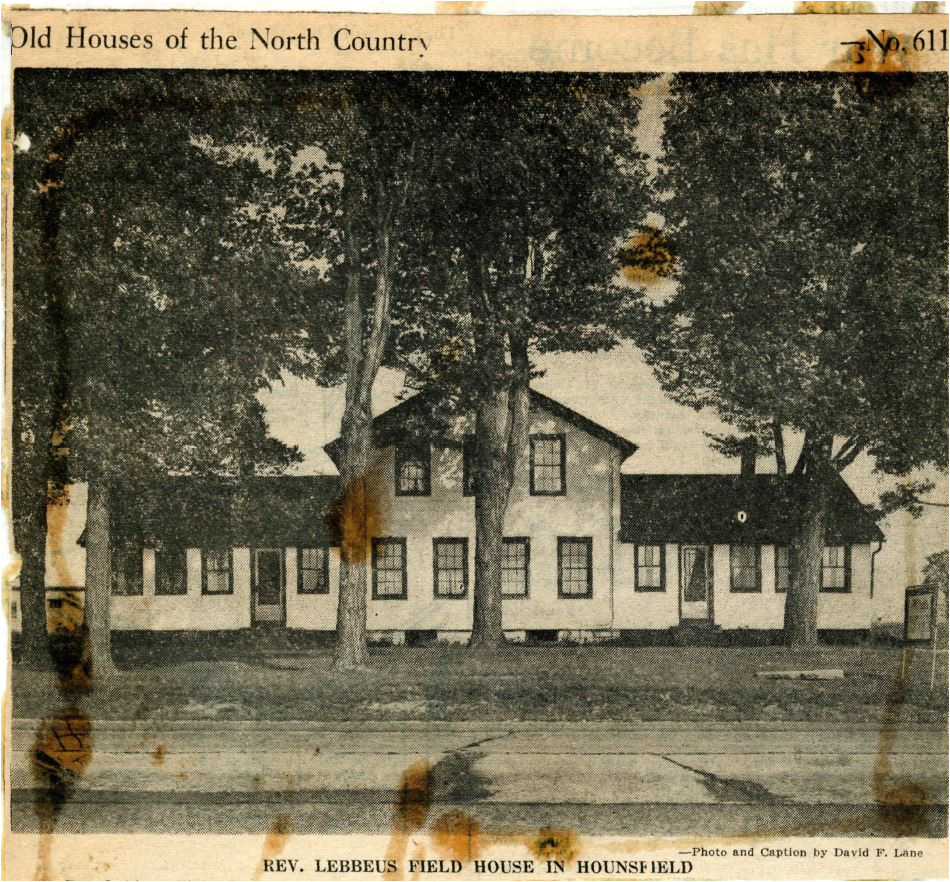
[10,719,948,836]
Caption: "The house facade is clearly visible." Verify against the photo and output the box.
[11,389,884,641]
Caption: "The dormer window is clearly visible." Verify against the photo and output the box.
[395,441,431,496]
[529,434,565,495]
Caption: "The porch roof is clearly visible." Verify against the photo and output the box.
[618,473,883,546]
[103,476,341,547]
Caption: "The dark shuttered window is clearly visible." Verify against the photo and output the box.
[372,538,408,600]
[433,538,468,599]
[202,549,233,595]
[635,544,665,591]
[502,538,530,598]
[112,546,144,596]
[730,545,761,593]
[395,442,431,496]
[155,546,187,596]
[298,547,330,594]
[530,434,566,495]
[558,537,592,598]
[821,546,851,593]
[775,545,792,594]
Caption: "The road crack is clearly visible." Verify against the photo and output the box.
[661,755,787,804]
[458,730,514,751]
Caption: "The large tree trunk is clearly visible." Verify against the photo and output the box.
[471,390,512,649]
[13,479,50,668]
[83,478,117,677]
[470,374,531,649]
[333,177,394,671]
[335,403,372,670]
[784,434,832,648]
[468,244,534,651]
[468,251,508,651]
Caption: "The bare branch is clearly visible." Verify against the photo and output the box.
[831,435,866,471]
[792,429,813,475]
[773,418,787,477]
[358,196,394,402]
[342,175,364,410]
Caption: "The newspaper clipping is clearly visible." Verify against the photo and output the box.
[3,5,949,881]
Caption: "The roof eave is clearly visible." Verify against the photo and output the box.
[322,388,640,460]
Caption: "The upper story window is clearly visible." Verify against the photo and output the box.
[530,434,566,496]
[775,545,792,593]
[635,545,665,591]
[462,434,477,496]
[155,545,187,596]
[202,549,233,595]
[730,545,761,593]
[821,545,851,593]
[395,441,431,496]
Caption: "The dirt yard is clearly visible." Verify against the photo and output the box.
[13,643,948,725]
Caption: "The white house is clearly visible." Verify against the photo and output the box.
[11,389,884,643]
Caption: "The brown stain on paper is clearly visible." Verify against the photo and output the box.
[795,1,876,11]
[384,761,433,880]
[530,826,579,863]
[830,30,920,74]
[29,605,96,879]
[430,809,482,862]
[263,814,293,857]
[620,226,676,286]
[397,761,433,832]
[384,760,585,876]
[31,708,93,881]
[871,675,931,835]
[692,1,744,13]
[45,487,73,589]
[328,464,387,564]
[434,1,486,13]
[252,814,292,881]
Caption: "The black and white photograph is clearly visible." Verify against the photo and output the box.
[3,7,949,880]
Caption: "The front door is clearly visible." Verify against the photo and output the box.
[253,549,284,625]
[681,545,710,621]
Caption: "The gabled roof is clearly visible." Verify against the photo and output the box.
[99,476,341,547]
[529,390,639,459]
[323,388,638,465]
[619,473,883,545]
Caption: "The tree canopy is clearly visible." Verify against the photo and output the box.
[12,70,326,667]
[633,72,948,644]
[641,73,947,476]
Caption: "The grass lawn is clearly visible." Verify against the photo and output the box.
[12,643,948,724]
